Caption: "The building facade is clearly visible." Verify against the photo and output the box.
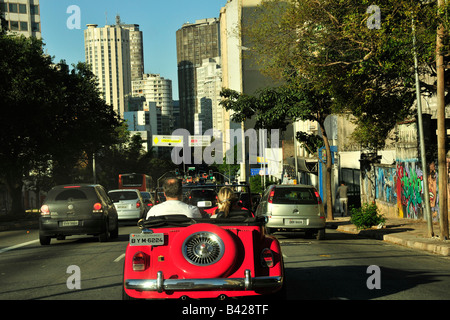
[0,0,41,38]
[195,57,222,134]
[84,22,132,117]
[132,73,173,135]
[176,18,221,134]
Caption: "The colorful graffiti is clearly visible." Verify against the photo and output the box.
[396,161,424,219]
[375,166,396,204]
[368,159,449,221]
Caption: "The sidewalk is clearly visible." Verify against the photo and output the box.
[328,216,450,256]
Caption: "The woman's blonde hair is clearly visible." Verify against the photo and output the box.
[216,187,236,218]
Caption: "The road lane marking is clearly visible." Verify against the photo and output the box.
[0,240,39,254]
[114,253,125,262]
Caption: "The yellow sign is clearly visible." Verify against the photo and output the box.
[152,135,184,147]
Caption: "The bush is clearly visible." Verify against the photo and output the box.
[350,202,385,230]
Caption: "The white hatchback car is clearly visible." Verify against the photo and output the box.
[108,189,146,221]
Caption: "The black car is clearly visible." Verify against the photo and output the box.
[185,188,217,210]
[39,184,119,245]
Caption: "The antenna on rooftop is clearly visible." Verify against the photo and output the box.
[105,10,107,25]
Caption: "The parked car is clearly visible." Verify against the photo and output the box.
[108,189,146,221]
[39,184,119,245]
[122,214,285,299]
[255,184,326,240]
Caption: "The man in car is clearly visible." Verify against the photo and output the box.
[146,178,202,219]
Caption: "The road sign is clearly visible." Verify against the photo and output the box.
[189,135,211,147]
[152,135,184,147]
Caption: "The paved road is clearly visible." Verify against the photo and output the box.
[1,226,450,300]
[279,230,450,300]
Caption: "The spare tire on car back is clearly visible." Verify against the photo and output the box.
[170,223,237,278]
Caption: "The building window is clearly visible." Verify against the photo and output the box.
[9,21,19,31]
[20,21,28,31]
[19,4,27,14]
[30,5,39,15]
[9,3,18,13]
[31,22,40,32]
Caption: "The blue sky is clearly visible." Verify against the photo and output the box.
[40,0,228,99]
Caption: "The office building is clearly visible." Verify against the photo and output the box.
[176,18,220,134]
[196,57,222,134]
[0,0,41,38]
[132,73,173,135]
[84,22,132,117]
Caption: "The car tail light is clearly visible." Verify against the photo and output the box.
[93,202,102,212]
[40,205,50,216]
[314,189,322,204]
[268,190,275,204]
[261,248,274,268]
[136,201,141,208]
[132,251,148,271]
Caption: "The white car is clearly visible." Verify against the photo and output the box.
[108,189,146,221]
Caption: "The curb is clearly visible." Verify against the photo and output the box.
[382,234,450,256]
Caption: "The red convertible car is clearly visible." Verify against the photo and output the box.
[122,214,285,300]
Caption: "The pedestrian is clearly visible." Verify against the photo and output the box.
[336,181,348,217]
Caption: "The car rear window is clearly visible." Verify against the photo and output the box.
[272,188,317,205]
[109,191,138,201]
[54,189,88,201]
[191,190,216,198]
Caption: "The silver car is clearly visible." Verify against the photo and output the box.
[255,184,326,240]
[108,189,146,221]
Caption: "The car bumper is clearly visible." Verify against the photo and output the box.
[117,210,141,220]
[265,216,325,230]
[39,217,105,236]
[125,269,283,293]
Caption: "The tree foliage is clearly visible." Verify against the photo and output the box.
[244,0,444,150]
[0,33,122,214]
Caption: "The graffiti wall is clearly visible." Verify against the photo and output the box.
[395,161,423,220]
[369,160,449,221]
[375,165,396,204]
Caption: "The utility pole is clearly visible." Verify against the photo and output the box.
[413,18,433,237]
[437,0,449,239]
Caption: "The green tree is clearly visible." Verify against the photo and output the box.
[245,0,440,150]
[223,0,446,219]
[0,33,122,215]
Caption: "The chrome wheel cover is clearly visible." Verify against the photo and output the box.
[182,232,225,266]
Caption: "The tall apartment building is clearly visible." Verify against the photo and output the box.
[84,17,144,117]
[84,23,131,117]
[176,18,221,134]
[0,0,41,38]
[196,57,222,134]
[132,73,173,135]
[115,16,144,82]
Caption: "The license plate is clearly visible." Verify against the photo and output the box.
[60,221,79,227]
[129,233,164,246]
[286,219,305,225]
[117,204,128,209]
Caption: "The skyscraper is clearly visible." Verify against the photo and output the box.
[132,73,173,135]
[0,0,41,39]
[176,18,220,134]
[84,16,144,117]
[115,15,144,82]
